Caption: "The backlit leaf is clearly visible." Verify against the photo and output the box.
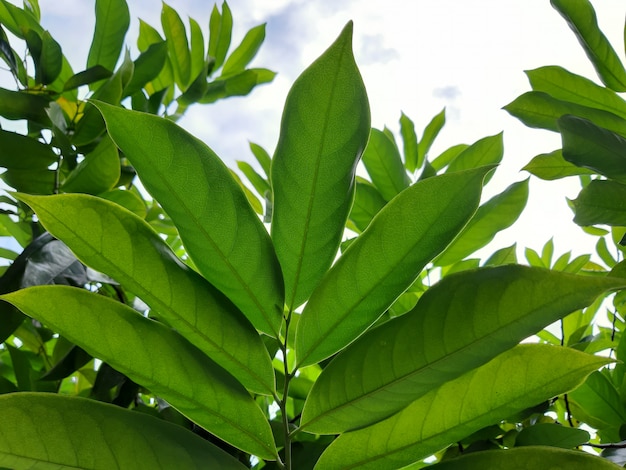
[361,128,410,201]
[573,180,626,226]
[61,135,120,194]
[161,2,191,89]
[399,112,418,172]
[222,23,265,76]
[418,108,446,168]
[87,0,130,72]
[523,149,595,180]
[208,2,232,71]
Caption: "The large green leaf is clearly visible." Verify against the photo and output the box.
[569,370,626,427]
[221,23,265,76]
[300,265,623,434]
[527,66,626,119]
[522,149,595,180]
[1,286,277,459]
[434,179,529,266]
[271,22,370,310]
[559,115,626,182]
[37,30,62,85]
[295,166,492,368]
[17,192,275,395]
[0,392,248,469]
[314,344,611,469]
[93,101,284,337]
[504,91,626,138]
[551,0,626,92]
[573,180,626,226]
[361,128,410,201]
[429,447,621,470]
[161,2,191,89]
[87,0,130,72]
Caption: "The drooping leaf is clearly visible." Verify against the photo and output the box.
[551,0,626,92]
[559,115,626,182]
[429,446,620,470]
[87,0,130,72]
[271,22,370,310]
[93,103,284,336]
[361,128,410,201]
[222,23,265,76]
[527,66,626,119]
[161,2,191,89]
[399,112,418,172]
[17,193,275,395]
[435,179,529,266]
[523,149,595,180]
[0,392,249,469]
[1,286,277,459]
[295,166,492,368]
[300,265,623,434]
[573,180,626,226]
[314,344,611,469]
[418,107,446,168]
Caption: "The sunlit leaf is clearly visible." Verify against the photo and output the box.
[208,2,232,71]
[222,23,265,76]
[399,112,418,172]
[362,128,410,201]
[446,132,503,177]
[124,41,168,97]
[87,0,130,73]
[523,149,595,180]
[161,2,191,89]
[418,108,445,168]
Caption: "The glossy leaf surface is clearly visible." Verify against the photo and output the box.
[0,392,248,469]
[87,0,130,72]
[301,265,623,433]
[1,286,277,459]
[271,22,370,309]
[296,166,492,367]
[94,101,284,337]
[18,193,275,395]
[315,344,610,469]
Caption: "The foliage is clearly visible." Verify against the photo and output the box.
[0,0,624,469]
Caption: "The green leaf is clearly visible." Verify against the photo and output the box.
[527,66,626,120]
[0,392,248,469]
[569,370,626,427]
[37,30,62,85]
[1,286,277,459]
[314,344,611,469]
[0,87,51,126]
[17,192,275,395]
[573,180,626,226]
[399,112,418,172]
[504,91,626,138]
[0,0,41,39]
[63,65,112,91]
[0,129,57,170]
[1,168,55,194]
[271,22,370,310]
[237,160,270,197]
[347,180,386,233]
[222,23,265,76]
[431,143,468,172]
[446,132,503,175]
[61,135,120,194]
[435,179,529,266]
[208,2,232,71]
[93,101,284,337]
[161,2,191,89]
[551,0,626,92]
[515,423,589,449]
[123,41,168,97]
[137,19,174,93]
[418,108,446,169]
[300,265,622,434]
[483,243,517,266]
[362,128,410,201]
[87,0,130,72]
[200,68,275,103]
[99,188,146,218]
[523,149,595,180]
[429,446,621,470]
[249,141,271,178]
[189,17,205,80]
[295,166,492,368]
[559,115,626,182]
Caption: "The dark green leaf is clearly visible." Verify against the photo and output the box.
[208,2,232,71]
[0,129,57,170]
[189,17,204,80]
[137,19,174,93]
[300,265,622,433]
[37,30,62,85]
[222,23,265,76]
[63,65,113,91]
[314,344,611,469]
[123,41,168,97]
[87,0,130,72]
[523,149,595,180]
[93,101,284,337]
[1,168,55,194]
[200,68,275,103]
[361,128,410,201]
[515,423,589,449]
[0,87,51,126]
[399,112,418,172]
[573,180,626,226]
[1,286,277,459]
[271,22,370,310]
[347,180,386,233]
[295,166,492,368]
[0,392,249,469]
[40,345,91,381]
[551,0,626,91]
[161,2,191,89]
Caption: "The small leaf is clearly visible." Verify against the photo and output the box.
[249,141,271,177]
[161,2,191,89]
[399,112,418,172]
[237,160,270,197]
[431,143,468,172]
[0,392,248,469]
[87,0,130,72]
[0,87,51,126]
[1,286,277,459]
[271,22,370,310]
[93,102,284,337]
[123,41,168,97]
[361,128,410,201]
[314,344,611,469]
[222,23,265,76]
[61,135,120,194]
[418,108,446,168]
[483,243,517,266]
[63,65,113,91]
[515,423,590,449]
[446,132,503,176]
[200,68,275,103]
[189,17,205,80]
[295,166,492,368]
[573,180,626,226]
[569,370,626,427]
[0,129,57,170]
[208,2,232,71]
[523,149,595,180]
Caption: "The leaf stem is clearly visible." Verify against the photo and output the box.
[280,311,293,470]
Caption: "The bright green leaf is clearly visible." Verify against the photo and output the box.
[161,2,191,89]
[418,108,446,169]
[314,344,611,469]
[93,101,284,337]
[249,141,271,178]
[362,128,410,201]
[200,68,275,103]
[573,180,626,226]
[431,143,468,172]
[399,112,418,172]
[222,23,265,76]
[483,243,517,266]
[523,149,595,180]
[446,132,503,176]
[569,370,626,427]
[347,180,386,233]
[237,160,270,197]
[123,41,168,97]
[208,2,232,71]
[300,265,622,433]
[271,22,370,310]
[0,392,248,469]
[1,286,277,459]
[296,166,492,368]
[87,0,130,73]
[61,135,120,194]
[189,17,205,80]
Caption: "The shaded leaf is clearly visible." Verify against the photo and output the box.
[0,129,57,170]
[61,135,120,194]
[573,180,626,226]
[123,41,168,97]
[399,112,418,172]
[0,87,51,126]
[63,65,112,91]
[515,423,589,449]
[200,68,275,103]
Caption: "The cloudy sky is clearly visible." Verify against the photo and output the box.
[6,0,626,261]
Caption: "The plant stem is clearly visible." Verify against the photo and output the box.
[280,312,293,470]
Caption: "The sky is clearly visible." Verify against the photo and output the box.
[4,0,626,263]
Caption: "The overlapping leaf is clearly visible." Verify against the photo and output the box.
[93,101,284,337]
[0,392,248,469]
[1,286,277,459]
[573,180,626,226]
[87,0,129,72]
[300,265,623,434]
[17,193,275,395]
[295,166,492,367]
[271,22,370,310]
[361,128,409,201]
[314,344,611,469]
